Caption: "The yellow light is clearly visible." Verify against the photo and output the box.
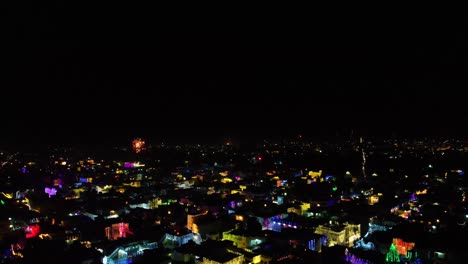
[235,215,244,221]
[1,192,13,199]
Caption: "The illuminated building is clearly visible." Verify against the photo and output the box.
[392,238,415,256]
[272,195,284,205]
[287,202,310,215]
[201,253,244,264]
[102,240,157,264]
[129,197,162,210]
[385,243,400,263]
[287,206,302,215]
[187,211,209,231]
[271,218,299,232]
[175,241,247,264]
[222,229,265,250]
[253,213,288,231]
[367,216,398,234]
[306,235,325,253]
[104,222,133,240]
[192,220,227,240]
[314,222,361,247]
[161,231,201,249]
[368,194,381,205]
[345,248,382,264]
[174,240,261,264]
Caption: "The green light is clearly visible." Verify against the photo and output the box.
[1,200,4,205]
[386,244,400,263]
[332,186,337,191]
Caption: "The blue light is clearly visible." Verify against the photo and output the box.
[325,175,335,181]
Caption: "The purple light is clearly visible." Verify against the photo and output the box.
[79,178,88,183]
[345,250,372,264]
[124,162,134,168]
[45,187,57,198]
[235,176,240,181]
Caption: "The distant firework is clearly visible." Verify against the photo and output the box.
[132,138,146,154]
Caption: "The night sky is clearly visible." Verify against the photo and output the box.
[2,7,468,146]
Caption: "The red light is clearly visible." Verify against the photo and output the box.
[298,134,303,138]
[258,156,262,161]
[25,224,40,238]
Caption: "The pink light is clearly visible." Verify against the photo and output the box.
[258,156,262,161]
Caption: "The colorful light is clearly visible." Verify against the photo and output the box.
[386,243,400,263]
[345,248,373,264]
[393,238,415,255]
[124,162,134,168]
[45,187,57,198]
[132,138,146,154]
[25,224,40,238]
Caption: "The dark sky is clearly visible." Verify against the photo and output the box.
[2,6,468,146]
